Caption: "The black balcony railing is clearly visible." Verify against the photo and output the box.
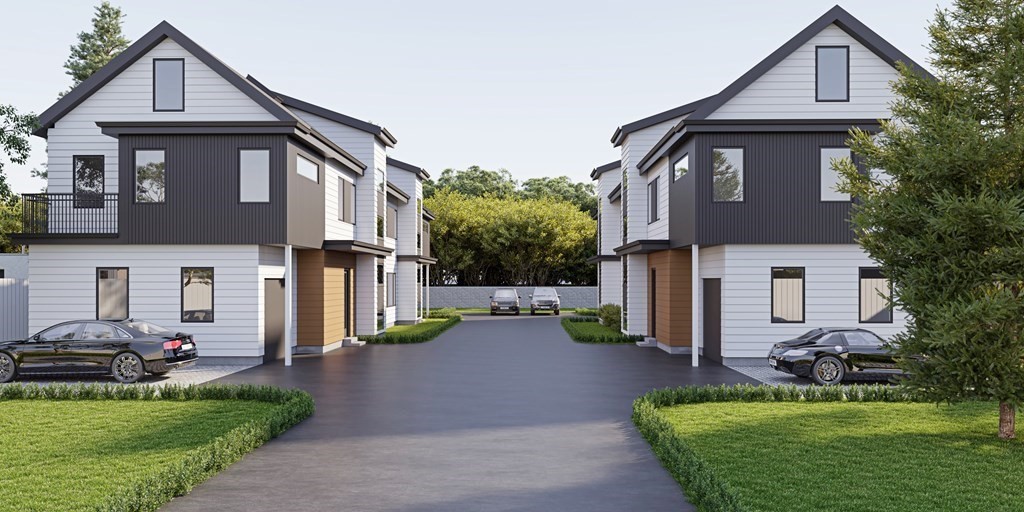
[21,193,119,235]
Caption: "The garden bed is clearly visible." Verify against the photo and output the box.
[0,383,313,512]
[561,317,643,343]
[361,315,462,343]
[633,384,1023,512]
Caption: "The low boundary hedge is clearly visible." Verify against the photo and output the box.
[632,384,920,512]
[361,315,462,344]
[561,316,644,343]
[574,308,598,317]
[0,383,314,512]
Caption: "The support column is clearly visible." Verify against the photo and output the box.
[691,244,699,367]
[425,266,431,317]
[284,245,293,367]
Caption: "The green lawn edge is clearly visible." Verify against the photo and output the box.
[631,384,921,512]
[560,316,644,343]
[0,383,314,512]
[360,315,462,344]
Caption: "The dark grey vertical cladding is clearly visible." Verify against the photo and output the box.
[668,138,697,248]
[119,134,287,244]
[694,132,857,245]
[286,142,326,249]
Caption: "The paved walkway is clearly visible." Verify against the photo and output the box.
[162,313,757,512]
[3,364,254,387]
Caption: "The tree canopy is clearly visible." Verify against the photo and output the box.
[63,1,130,93]
[836,0,1024,438]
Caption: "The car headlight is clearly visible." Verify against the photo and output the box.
[782,349,808,357]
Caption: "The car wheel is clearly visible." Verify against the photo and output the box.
[811,356,845,385]
[0,352,17,383]
[111,352,144,384]
[490,311,496,316]
[530,309,536,315]
[554,309,560,316]
[515,310,520,316]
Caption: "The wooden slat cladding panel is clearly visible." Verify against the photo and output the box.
[297,250,357,346]
[648,249,692,347]
[324,251,356,342]
[119,134,288,244]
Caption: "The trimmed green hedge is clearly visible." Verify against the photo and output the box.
[574,308,598,317]
[427,307,458,319]
[361,315,462,344]
[0,383,313,512]
[632,384,919,512]
[597,304,622,329]
[561,316,644,343]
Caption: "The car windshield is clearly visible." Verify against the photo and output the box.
[121,320,174,335]
[533,288,556,298]
[494,289,517,299]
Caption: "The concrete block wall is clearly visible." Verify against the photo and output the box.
[424,286,597,309]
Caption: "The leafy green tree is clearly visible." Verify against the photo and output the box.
[837,0,1024,439]
[0,104,37,199]
[63,1,130,92]
[520,176,598,218]
[0,195,22,253]
[426,166,518,199]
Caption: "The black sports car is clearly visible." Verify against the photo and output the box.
[0,319,199,384]
[767,328,903,385]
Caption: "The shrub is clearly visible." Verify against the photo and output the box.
[597,303,621,328]
[561,317,643,344]
[574,307,598,317]
[427,307,458,319]
[361,315,462,344]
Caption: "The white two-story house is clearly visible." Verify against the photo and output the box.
[15,21,435,365]
[592,6,926,365]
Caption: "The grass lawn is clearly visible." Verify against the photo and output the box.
[658,401,1024,512]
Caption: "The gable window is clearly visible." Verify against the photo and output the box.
[239,149,270,203]
[859,267,893,323]
[181,268,214,322]
[73,155,104,208]
[712,148,744,202]
[296,154,319,183]
[820,147,852,201]
[771,267,804,323]
[816,46,849,102]
[673,153,689,181]
[648,177,660,223]
[97,268,129,320]
[135,150,166,203]
[339,178,355,223]
[153,58,184,111]
[386,206,398,238]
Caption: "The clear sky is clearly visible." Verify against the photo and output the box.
[1,0,948,193]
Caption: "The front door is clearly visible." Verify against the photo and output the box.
[702,279,722,362]
[264,278,286,364]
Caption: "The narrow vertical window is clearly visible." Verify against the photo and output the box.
[135,150,166,203]
[771,267,804,323]
[181,268,214,322]
[338,179,355,223]
[153,58,184,111]
[712,148,744,202]
[821,147,852,201]
[387,272,397,307]
[97,268,129,320]
[376,263,385,330]
[816,46,849,102]
[387,206,398,238]
[296,154,319,183]
[648,177,659,223]
[860,267,893,323]
[673,153,689,181]
[73,155,104,208]
[239,149,270,202]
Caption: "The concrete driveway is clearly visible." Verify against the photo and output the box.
[162,313,757,512]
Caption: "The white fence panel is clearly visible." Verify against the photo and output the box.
[0,278,29,341]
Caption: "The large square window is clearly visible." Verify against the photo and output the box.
[712,148,744,202]
[135,150,166,203]
[771,267,804,323]
[153,59,184,111]
[820,147,852,201]
[816,46,849,102]
[240,149,270,202]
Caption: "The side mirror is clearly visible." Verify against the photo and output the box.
[31,334,40,342]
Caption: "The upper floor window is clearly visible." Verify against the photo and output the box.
[820,147,852,201]
[135,150,166,203]
[673,153,689,181]
[153,59,184,111]
[816,46,849,102]
[771,267,804,323]
[73,155,104,208]
[239,149,270,203]
[296,154,319,183]
[712,148,744,202]
[339,177,355,223]
[648,177,660,223]
[386,206,398,238]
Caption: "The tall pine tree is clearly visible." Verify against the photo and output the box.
[837,0,1024,439]
[63,2,130,93]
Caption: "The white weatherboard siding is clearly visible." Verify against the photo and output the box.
[699,244,908,360]
[598,260,621,306]
[707,24,900,120]
[355,254,379,335]
[624,254,648,336]
[28,245,273,359]
[646,158,670,240]
[696,245,727,355]
[621,120,677,244]
[396,260,419,322]
[597,170,621,254]
[325,162,357,240]
[257,245,298,357]
[387,165,421,255]
[45,38,275,197]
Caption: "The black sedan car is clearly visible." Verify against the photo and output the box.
[0,319,198,384]
[767,328,903,385]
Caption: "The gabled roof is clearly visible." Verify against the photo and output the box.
[610,96,715,147]
[386,156,431,180]
[248,76,398,148]
[590,160,621,180]
[686,5,933,122]
[33,21,296,138]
